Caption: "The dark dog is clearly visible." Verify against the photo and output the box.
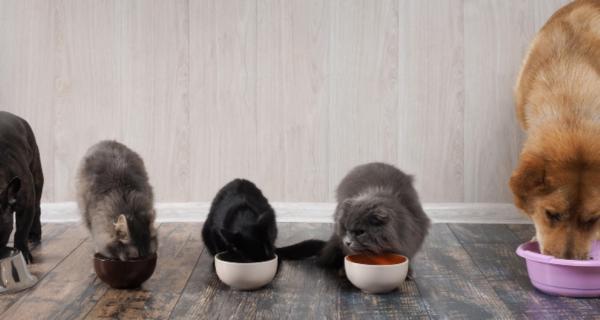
[0,111,43,263]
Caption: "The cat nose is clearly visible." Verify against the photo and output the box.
[343,235,354,248]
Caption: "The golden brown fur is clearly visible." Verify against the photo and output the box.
[511,0,600,260]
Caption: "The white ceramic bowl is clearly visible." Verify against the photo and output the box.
[214,252,278,290]
[344,253,409,294]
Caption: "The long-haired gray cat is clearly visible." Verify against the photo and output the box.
[318,162,430,271]
[77,140,158,261]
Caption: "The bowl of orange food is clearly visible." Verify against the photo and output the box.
[344,253,409,294]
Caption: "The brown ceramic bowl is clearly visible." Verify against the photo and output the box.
[93,253,157,289]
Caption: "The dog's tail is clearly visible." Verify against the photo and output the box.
[276,239,326,260]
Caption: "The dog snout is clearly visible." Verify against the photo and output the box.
[564,249,589,260]
[542,246,589,260]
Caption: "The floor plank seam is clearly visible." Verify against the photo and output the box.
[0,236,88,318]
[167,245,206,320]
[57,237,96,320]
[411,252,435,320]
[447,225,516,319]
[79,291,98,320]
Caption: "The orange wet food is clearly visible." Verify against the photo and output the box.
[347,253,406,265]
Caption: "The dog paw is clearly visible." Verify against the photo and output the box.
[28,237,41,250]
[15,244,33,264]
[23,250,33,264]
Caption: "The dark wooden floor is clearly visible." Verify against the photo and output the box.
[0,223,599,320]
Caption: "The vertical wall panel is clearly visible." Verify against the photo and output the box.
[256,0,286,201]
[189,0,257,200]
[0,0,55,201]
[280,0,330,201]
[188,0,215,201]
[118,0,191,201]
[52,0,123,201]
[257,0,330,201]
[328,0,399,198]
[463,0,569,202]
[397,0,465,202]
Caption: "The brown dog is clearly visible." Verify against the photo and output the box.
[510,0,600,260]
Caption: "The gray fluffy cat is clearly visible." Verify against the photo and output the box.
[77,140,158,261]
[318,162,430,269]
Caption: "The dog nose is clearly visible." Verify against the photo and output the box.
[344,240,352,247]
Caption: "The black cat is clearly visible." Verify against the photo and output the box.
[202,179,323,262]
[0,111,44,263]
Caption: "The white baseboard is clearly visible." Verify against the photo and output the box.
[40,202,530,224]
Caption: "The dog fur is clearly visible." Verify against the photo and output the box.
[0,111,44,263]
[510,0,600,259]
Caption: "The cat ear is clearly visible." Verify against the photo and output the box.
[220,229,242,243]
[256,213,272,228]
[4,177,21,205]
[341,199,355,210]
[368,211,389,226]
[114,214,129,237]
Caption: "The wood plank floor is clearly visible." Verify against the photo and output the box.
[1,223,599,320]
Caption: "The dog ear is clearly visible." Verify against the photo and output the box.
[4,177,21,205]
[509,152,546,212]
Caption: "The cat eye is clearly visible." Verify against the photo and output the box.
[352,229,365,236]
[545,210,562,222]
[368,215,386,226]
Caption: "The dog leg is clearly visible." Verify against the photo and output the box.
[15,179,35,263]
[28,148,44,245]
[14,205,34,263]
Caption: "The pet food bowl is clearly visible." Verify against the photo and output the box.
[344,253,409,294]
[93,253,157,289]
[0,247,38,294]
[214,252,278,291]
[516,240,600,297]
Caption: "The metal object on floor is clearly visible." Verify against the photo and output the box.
[0,247,37,294]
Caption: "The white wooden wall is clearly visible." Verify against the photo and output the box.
[0,0,571,203]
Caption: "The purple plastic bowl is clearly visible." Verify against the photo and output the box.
[516,240,600,297]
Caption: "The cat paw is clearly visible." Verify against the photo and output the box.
[405,266,415,281]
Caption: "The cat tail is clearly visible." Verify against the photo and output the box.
[276,239,326,260]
